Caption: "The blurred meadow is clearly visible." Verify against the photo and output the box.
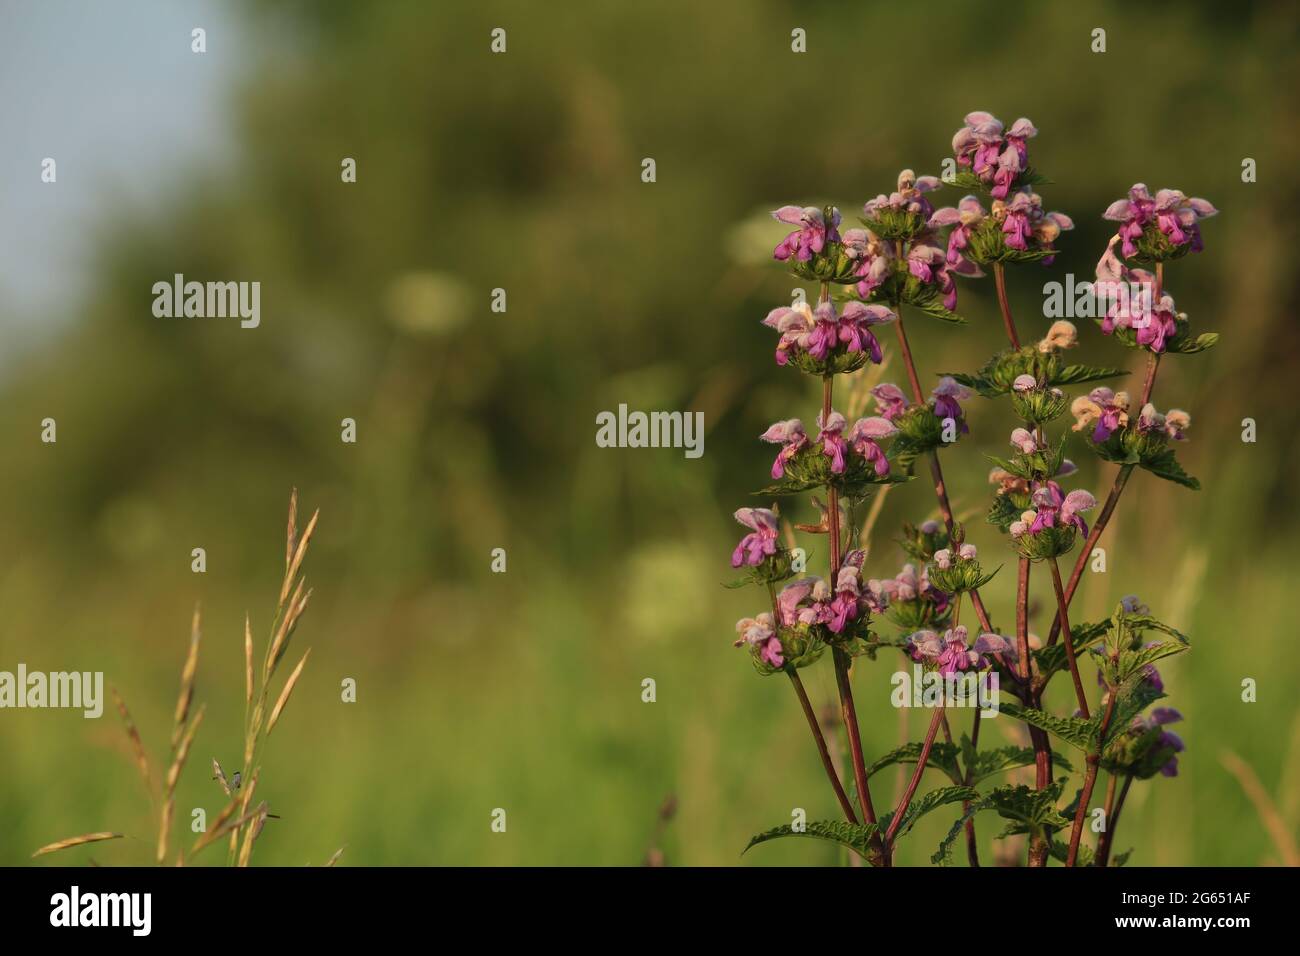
[4,0,1300,865]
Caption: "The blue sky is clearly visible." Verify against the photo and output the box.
[0,0,245,344]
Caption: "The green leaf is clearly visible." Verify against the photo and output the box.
[1053,364,1130,387]
[1117,641,1189,682]
[1001,700,1096,751]
[1034,619,1109,680]
[985,783,1071,831]
[903,283,966,324]
[1167,331,1219,354]
[1108,678,1166,735]
[883,785,980,841]
[1048,839,1094,866]
[1141,447,1200,489]
[865,742,963,783]
[743,819,880,860]
[968,745,1073,784]
[932,799,986,866]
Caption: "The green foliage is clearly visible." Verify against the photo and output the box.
[1001,700,1096,750]
[1034,618,1109,679]
[744,819,880,860]
[941,167,1051,196]
[897,520,952,562]
[865,741,964,783]
[928,557,1000,594]
[1086,425,1200,489]
[945,346,1125,398]
[1093,312,1218,357]
[756,441,911,497]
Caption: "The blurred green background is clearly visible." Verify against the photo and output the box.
[4,0,1299,866]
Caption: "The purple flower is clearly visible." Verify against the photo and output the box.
[1025,482,1096,536]
[1103,183,1158,258]
[909,625,985,675]
[1071,387,1131,442]
[951,112,1037,200]
[931,377,972,428]
[762,299,891,367]
[1131,706,1185,776]
[930,195,987,265]
[816,410,849,474]
[1012,374,1038,393]
[1010,427,1039,455]
[842,227,894,299]
[1154,189,1217,252]
[1103,184,1216,257]
[734,612,783,668]
[838,301,896,361]
[880,563,950,616]
[907,243,946,283]
[1135,405,1192,442]
[1059,490,1097,535]
[847,416,898,476]
[864,169,943,220]
[872,383,911,422]
[760,418,808,479]
[1003,117,1037,167]
[762,301,815,366]
[824,566,862,633]
[731,507,779,568]
[775,578,820,628]
[772,205,841,262]
[1001,190,1036,250]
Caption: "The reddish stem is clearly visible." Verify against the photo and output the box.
[788,669,859,825]
[993,263,1021,350]
[885,705,945,845]
[1049,557,1091,719]
[1067,689,1119,866]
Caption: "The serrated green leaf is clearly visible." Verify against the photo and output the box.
[932,798,986,865]
[1053,364,1129,386]
[1141,447,1200,489]
[1034,619,1109,680]
[1001,700,1096,750]
[865,742,963,783]
[968,745,1073,784]
[1168,331,1219,354]
[743,819,881,860]
[885,785,980,841]
[1117,641,1189,681]
[985,782,1071,831]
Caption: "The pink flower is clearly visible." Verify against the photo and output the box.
[775,578,820,628]
[872,383,911,421]
[731,507,779,568]
[816,410,849,474]
[772,205,841,262]
[760,418,808,479]
[734,612,784,668]
[1010,427,1038,455]
[847,416,897,476]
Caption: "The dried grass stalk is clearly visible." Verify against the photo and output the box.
[165,705,205,798]
[267,650,311,735]
[33,832,123,858]
[244,615,254,707]
[171,606,202,749]
[112,686,152,794]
